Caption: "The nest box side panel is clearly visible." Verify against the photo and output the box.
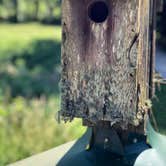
[136,0,151,123]
[61,0,151,128]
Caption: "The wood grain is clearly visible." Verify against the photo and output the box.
[61,0,154,130]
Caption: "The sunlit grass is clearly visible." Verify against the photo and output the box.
[0,23,86,165]
[0,23,61,97]
[0,23,61,60]
[0,23,61,41]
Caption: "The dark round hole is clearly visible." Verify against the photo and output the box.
[88,1,109,23]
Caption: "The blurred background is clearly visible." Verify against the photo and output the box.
[0,0,165,165]
[0,0,86,165]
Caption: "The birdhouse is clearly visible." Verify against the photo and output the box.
[61,0,155,130]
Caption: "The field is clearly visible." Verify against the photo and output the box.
[0,23,86,166]
[0,23,62,97]
[0,23,165,166]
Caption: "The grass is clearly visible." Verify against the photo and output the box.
[0,23,61,60]
[0,95,86,166]
[0,23,61,97]
[0,23,86,166]
[0,23,61,43]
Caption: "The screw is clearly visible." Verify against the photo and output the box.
[133,138,138,143]
[104,138,110,149]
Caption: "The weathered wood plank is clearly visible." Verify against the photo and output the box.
[61,0,154,130]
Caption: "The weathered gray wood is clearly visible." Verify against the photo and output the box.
[61,0,154,130]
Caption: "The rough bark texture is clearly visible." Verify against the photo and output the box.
[61,0,154,129]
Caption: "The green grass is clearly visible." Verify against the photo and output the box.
[0,96,86,166]
[0,23,61,41]
[0,23,86,166]
[0,23,61,97]
[0,23,61,60]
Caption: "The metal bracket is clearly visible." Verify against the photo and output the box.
[87,122,150,165]
[90,124,124,156]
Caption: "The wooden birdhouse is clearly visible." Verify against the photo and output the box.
[61,0,156,130]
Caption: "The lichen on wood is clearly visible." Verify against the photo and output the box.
[61,0,154,130]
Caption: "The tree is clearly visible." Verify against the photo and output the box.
[45,0,56,22]
[12,0,18,22]
[34,0,39,21]
[1,0,19,22]
[44,0,61,23]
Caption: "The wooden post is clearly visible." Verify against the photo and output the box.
[61,0,156,131]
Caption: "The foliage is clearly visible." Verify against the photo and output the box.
[0,0,61,24]
[0,23,87,166]
[0,95,86,166]
[0,23,61,98]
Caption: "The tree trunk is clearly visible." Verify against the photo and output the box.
[12,0,18,22]
[34,0,39,21]
[61,0,155,131]
[46,0,55,23]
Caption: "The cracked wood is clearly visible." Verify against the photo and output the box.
[61,0,154,130]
